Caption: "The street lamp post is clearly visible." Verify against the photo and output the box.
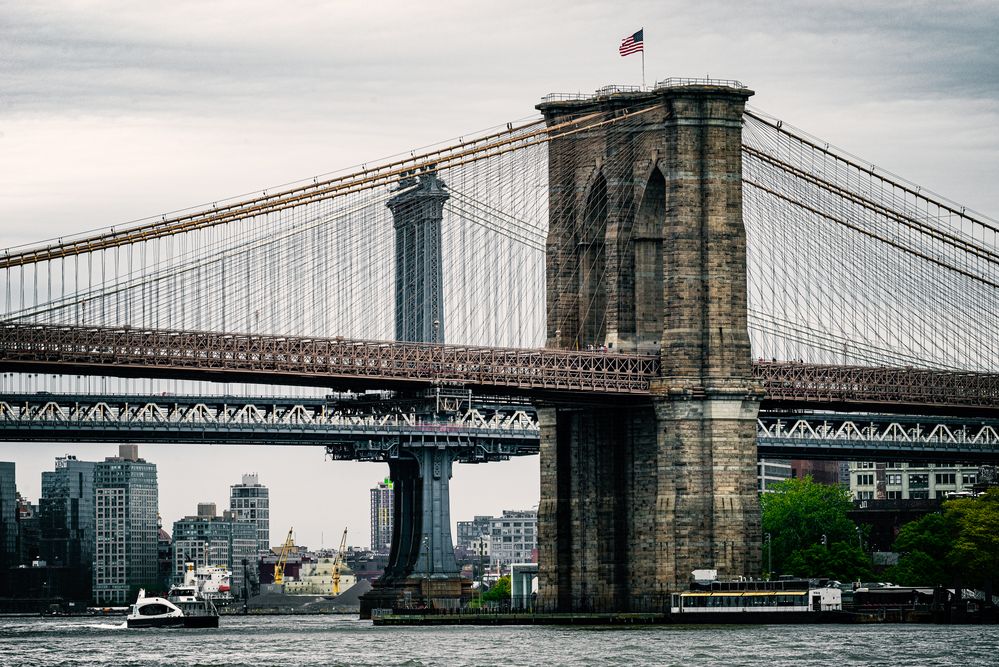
[765,532,772,576]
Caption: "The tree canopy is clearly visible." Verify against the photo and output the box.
[760,476,872,581]
[481,575,511,602]
[886,488,999,589]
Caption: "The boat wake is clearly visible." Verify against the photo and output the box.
[92,622,127,630]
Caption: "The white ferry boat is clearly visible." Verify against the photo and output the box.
[126,563,220,629]
[668,569,843,623]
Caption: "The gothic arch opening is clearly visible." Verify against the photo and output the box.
[578,172,608,348]
[630,167,665,352]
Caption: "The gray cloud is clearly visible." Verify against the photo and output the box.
[5,1,995,118]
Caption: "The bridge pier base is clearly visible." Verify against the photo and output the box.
[360,447,470,618]
[538,393,760,612]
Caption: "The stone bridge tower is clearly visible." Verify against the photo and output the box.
[537,82,762,611]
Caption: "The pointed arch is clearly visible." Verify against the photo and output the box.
[628,166,665,351]
[578,171,608,347]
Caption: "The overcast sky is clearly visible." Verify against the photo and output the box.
[2,0,998,550]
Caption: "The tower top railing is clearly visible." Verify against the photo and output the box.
[654,77,746,89]
[540,78,748,104]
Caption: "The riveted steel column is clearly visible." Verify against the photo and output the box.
[388,171,449,344]
[409,447,459,577]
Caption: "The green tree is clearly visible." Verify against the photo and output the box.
[882,489,999,592]
[946,489,999,591]
[481,575,511,603]
[784,542,873,582]
[761,476,871,580]
[882,512,956,586]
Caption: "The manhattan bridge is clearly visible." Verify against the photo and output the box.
[1,80,997,614]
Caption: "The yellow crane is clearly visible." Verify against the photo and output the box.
[330,527,349,596]
[273,527,294,586]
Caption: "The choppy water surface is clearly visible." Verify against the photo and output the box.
[1,615,996,666]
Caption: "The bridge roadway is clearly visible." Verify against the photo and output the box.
[2,393,998,463]
[2,324,998,416]
[0,392,541,463]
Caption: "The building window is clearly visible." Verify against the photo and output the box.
[887,474,902,485]
[856,474,874,486]
[856,491,874,500]
[935,473,956,486]
[886,491,902,500]
[909,474,929,489]
[962,474,977,485]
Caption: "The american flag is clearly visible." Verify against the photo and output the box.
[619,29,644,57]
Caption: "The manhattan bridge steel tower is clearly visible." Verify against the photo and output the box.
[360,170,468,614]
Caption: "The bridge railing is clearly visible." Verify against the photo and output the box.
[755,362,999,413]
[4,324,999,412]
[0,324,660,396]
[655,77,747,89]
[540,79,748,105]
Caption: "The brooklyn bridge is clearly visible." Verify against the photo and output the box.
[2,79,997,614]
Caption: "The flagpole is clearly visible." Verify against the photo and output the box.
[642,50,645,88]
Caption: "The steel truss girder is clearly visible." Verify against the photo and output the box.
[0,324,658,396]
[2,325,999,413]
[0,393,540,461]
[757,412,999,462]
[3,393,999,462]
[754,362,999,415]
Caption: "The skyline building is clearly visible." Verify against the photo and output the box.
[157,516,173,592]
[92,445,159,605]
[456,515,493,551]
[39,455,96,572]
[757,458,792,492]
[369,478,393,552]
[172,502,256,597]
[229,473,270,552]
[849,462,980,500]
[0,462,15,570]
[16,493,40,566]
[488,510,537,568]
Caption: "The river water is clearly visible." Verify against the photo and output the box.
[1,615,995,666]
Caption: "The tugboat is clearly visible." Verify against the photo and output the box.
[126,563,220,628]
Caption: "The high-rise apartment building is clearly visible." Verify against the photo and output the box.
[488,510,537,568]
[172,503,256,597]
[93,445,159,605]
[16,493,40,566]
[39,456,96,570]
[0,462,16,570]
[229,473,270,553]
[39,455,96,600]
[370,478,394,552]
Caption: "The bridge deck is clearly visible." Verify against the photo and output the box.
[2,324,998,415]
[2,393,998,462]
